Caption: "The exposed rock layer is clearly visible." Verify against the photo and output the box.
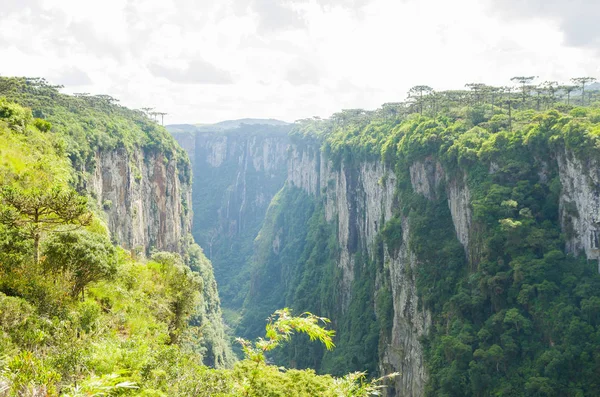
[172,129,290,308]
[175,126,600,396]
[88,147,191,253]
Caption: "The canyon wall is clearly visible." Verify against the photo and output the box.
[88,147,192,254]
[173,124,600,396]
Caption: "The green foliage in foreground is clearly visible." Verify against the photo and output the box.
[0,97,394,396]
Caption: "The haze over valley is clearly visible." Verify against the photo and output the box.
[2,1,600,396]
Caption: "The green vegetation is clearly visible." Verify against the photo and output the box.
[0,77,190,187]
[240,186,394,377]
[0,88,397,396]
[242,78,600,395]
[0,97,225,394]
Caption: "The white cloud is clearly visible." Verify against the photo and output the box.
[0,0,599,124]
[51,66,93,86]
[148,58,233,84]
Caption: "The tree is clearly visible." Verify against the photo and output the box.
[500,86,516,131]
[140,107,155,120]
[0,186,92,263]
[155,112,168,125]
[151,251,203,344]
[236,308,334,396]
[540,81,558,109]
[408,85,433,115]
[236,308,335,364]
[559,85,578,105]
[571,77,597,106]
[43,230,117,298]
[511,76,536,104]
[465,83,486,106]
[236,308,397,397]
[484,86,500,114]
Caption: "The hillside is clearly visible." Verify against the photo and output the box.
[0,78,391,396]
[176,87,600,396]
[168,122,292,310]
[167,118,289,134]
[0,78,236,393]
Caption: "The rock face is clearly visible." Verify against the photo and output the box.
[380,219,431,397]
[273,149,483,396]
[87,144,233,367]
[88,147,191,254]
[176,130,478,396]
[173,124,600,395]
[286,149,476,397]
[171,127,290,308]
[558,150,600,269]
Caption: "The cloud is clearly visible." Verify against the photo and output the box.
[0,0,40,16]
[253,0,306,32]
[232,0,306,32]
[286,59,321,85]
[486,0,600,50]
[52,66,93,86]
[1,0,599,124]
[148,59,233,84]
[67,21,126,60]
[234,0,373,34]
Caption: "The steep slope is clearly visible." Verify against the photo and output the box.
[0,77,232,367]
[181,104,600,396]
[0,77,192,254]
[170,123,291,309]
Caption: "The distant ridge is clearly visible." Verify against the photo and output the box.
[167,118,289,134]
[588,82,600,91]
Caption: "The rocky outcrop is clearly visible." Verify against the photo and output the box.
[191,132,289,238]
[558,150,600,268]
[88,147,191,254]
[170,118,600,395]
[410,157,475,264]
[380,218,431,397]
[172,127,290,308]
[289,146,432,396]
[286,150,481,396]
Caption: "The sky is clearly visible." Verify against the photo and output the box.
[0,0,599,124]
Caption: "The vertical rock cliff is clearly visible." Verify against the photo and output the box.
[558,150,600,269]
[0,77,232,368]
[88,148,191,254]
[173,129,482,395]
[284,148,476,396]
[172,111,600,396]
[171,124,290,309]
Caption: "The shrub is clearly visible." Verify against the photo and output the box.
[43,230,118,298]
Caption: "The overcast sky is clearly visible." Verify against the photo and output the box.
[1,0,599,124]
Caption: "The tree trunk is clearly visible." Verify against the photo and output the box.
[34,231,40,263]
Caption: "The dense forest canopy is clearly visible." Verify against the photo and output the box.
[238,76,600,396]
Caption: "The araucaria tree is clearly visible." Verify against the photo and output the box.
[571,77,597,106]
[0,185,92,262]
[408,85,433,115]
[559,84,578,105]
[510,76,536,105]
